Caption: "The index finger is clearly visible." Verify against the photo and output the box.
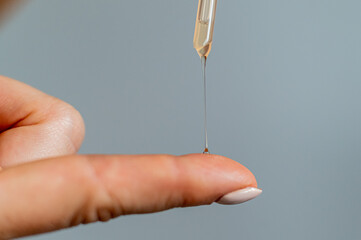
[0,153,260,239]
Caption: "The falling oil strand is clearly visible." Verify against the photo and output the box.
[193,0,217,154]
[201,56,210,154]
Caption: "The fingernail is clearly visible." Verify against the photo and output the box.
[216,187,262,205]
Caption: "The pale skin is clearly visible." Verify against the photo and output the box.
[0,2,258,239]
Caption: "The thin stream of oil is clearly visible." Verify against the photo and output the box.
[201,56,209,154]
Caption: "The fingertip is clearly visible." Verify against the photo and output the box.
[178,153,259,198]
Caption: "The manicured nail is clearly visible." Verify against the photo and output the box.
[216,187,262,205]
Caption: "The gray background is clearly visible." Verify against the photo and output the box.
[1,0,361,239]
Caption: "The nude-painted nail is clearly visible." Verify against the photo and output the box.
[216,187,262,205]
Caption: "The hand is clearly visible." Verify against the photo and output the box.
[0,75,260,239]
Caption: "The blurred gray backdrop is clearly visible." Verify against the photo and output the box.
[1,0,361,239]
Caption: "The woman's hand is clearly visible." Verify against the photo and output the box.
[0,75,260,239]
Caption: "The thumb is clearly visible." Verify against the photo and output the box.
[0,154,260,239]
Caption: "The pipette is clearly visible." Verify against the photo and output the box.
[193,0,217,154]
[193,0,217,58]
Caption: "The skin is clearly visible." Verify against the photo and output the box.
[0,2,258,239]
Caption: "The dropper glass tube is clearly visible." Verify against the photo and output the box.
[193,0,218,57]
[193,0,218,153]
